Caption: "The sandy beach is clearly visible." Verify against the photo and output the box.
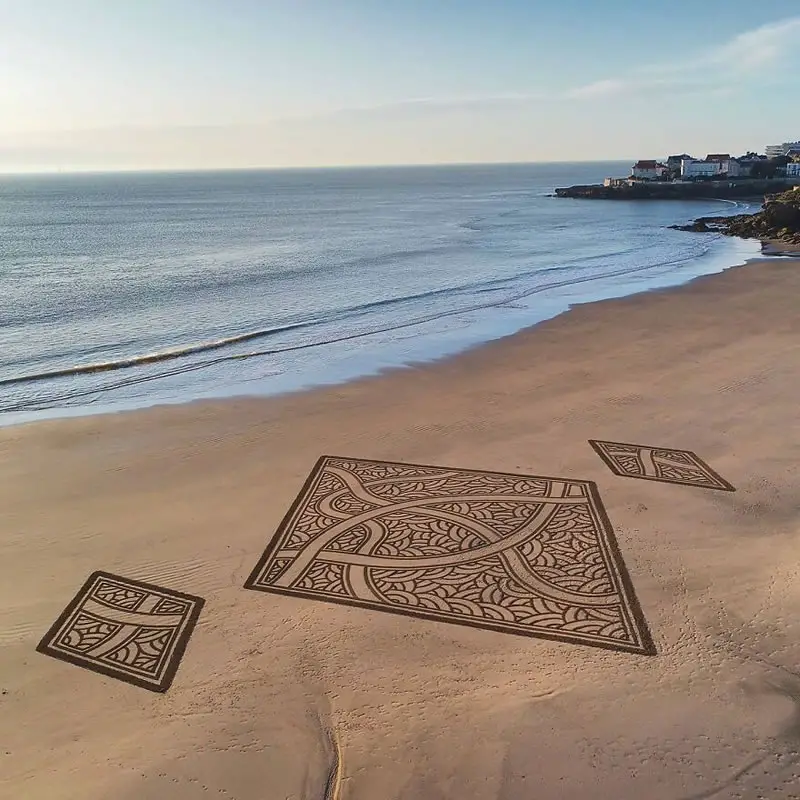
[2,256,800,799]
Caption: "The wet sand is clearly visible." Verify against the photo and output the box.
[1,257,799,799]
[762,239,800,256]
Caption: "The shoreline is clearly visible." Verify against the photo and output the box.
[2,253,799,798]
[554,178,800,200]
[0,233,761,429]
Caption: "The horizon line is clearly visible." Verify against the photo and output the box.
[0,157,649,178]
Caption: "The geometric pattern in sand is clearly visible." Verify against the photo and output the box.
[588,439,735,491]
[36,571,204,692]
[245,457,655,655]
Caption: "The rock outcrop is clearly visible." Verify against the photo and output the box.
[671,188,800,245]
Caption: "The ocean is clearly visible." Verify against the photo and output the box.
[0,162,760,425]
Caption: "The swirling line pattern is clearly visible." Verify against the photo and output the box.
[246,457,654,654]
[589,440,735,491]
[37,571,205,692]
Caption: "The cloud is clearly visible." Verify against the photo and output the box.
[311,91,551,119]
[568,15,800,101]
[266,18,800,123]
[567,79,628,99]
[566,76,719,102]
[316,15,800,117]
[706,16,800,71]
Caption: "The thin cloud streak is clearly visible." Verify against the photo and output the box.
[300,91,552,120]
[706,15,800,71]
[568,15,800,101]
[298,15,799,119]
[567,79,628,99]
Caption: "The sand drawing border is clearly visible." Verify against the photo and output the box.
[36,571,205,693]
[245,456,656,656]
[588,439,736,491]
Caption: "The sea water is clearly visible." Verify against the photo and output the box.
[0,163,760,424]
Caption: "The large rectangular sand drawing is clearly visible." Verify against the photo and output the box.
[246,457,654,654]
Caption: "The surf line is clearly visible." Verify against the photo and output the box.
[0,243,727,411]
[0,320,318,388]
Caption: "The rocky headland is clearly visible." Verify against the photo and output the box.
[671,188,800,246]
[554,179,799,200]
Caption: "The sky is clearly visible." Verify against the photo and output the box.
[1,0,799,172]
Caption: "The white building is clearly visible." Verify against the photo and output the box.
[705,153,744,177]
[787,162,800,177]
[725,159,745,177]
[681,159,723,179]
[630,160,666,180]
[766,141,800,158]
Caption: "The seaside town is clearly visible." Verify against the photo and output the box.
[606,139,800,186]
[552,139,800,247]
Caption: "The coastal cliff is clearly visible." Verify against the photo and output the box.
[671,188,800,246]
[554,179,799,200]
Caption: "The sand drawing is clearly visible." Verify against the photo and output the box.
[36,571,204,692]
[588,439,735,491]
[245,456,655,654]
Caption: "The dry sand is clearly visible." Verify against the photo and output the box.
[2,257,800,800]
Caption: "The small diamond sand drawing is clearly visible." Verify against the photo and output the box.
[588,440,735,491]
